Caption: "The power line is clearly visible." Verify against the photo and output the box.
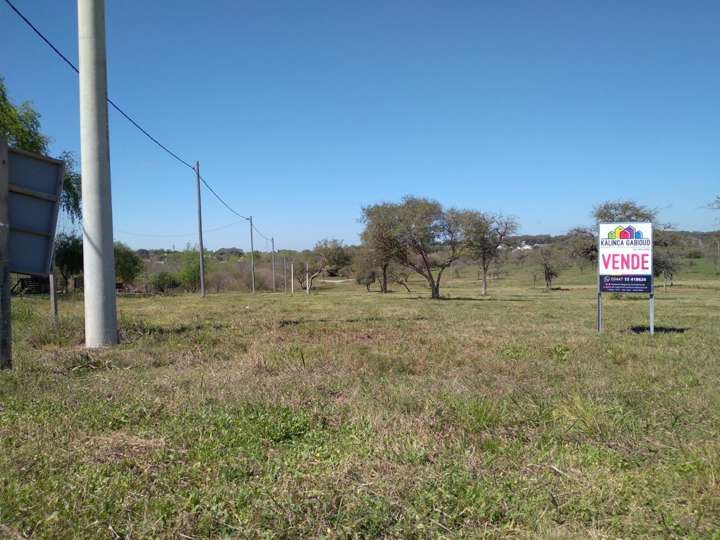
[117,219,247,238]
[198,175,249,221]
[3,0,195,171]
[5,0,279,251]
[4,0,257,224]
[253,223,272,242]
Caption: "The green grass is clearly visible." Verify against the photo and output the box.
[2,267,720,538]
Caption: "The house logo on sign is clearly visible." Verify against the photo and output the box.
[607,225,643,240]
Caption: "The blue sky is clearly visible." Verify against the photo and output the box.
[2,0,719,250]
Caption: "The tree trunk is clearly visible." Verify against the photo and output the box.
[430,282,440,299]
[381,263,389,293]
[481,268,488,296]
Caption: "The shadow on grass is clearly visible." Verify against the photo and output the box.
[629,326,689,334]
[279,316,427,327]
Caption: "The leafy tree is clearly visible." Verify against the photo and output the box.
[391,197,469,299]
[176,250,203,292]
[314,239,352,277]
[53,233,83,290]
[0,78,82,222]
[569,200,661,267]
[592,200,657,224]
[114,242,144,285]
[465,213,518,295]
[360,203,403,293]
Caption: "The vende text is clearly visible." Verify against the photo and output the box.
[601,253,650,271]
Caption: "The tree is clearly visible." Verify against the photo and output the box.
[114,242,144,285]
[391,197,469,299]
[465,213,518,295]
[294,251,324,291]
[315,239,352,277]
[360,203,404,293]
[0,78,82,222]
[177,250,202,292]
[592,200,657,224]
[534,245,567,290]
[569,200,661,267]
[53,233,83,290]
[566,227,598,267]
[150,272,179,293]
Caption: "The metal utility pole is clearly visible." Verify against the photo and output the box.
[271,237,276,292]
[0,140,11,368]
[195,161,205,297]
[249,216,255,293]
[78,0,117,347]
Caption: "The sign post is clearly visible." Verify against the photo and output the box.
[0,141,10,369]
[597,222,654,334]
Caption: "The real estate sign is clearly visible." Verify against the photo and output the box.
[598,222,653,293]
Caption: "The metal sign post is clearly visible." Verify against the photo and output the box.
[0,141,10,369]
[597,222,654,335]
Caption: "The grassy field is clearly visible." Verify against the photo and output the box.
[1,266,720,538]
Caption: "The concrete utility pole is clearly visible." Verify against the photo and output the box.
[271,237,276,292]
[195,161,205,297]
[249,216,255,293]
[49,273,58,323]
[305,262,310,295]
[283,256,287,293]
[0,140,11,368]
[78,0,117,347]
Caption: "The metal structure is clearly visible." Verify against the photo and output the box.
[597,222,654,335]
[1,141,65,368]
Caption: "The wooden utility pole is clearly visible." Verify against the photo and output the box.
[249,216,255,293]
[195,161,205,297]
[283,256,287,293]
[0,140,11,369]
[290,263,294,295]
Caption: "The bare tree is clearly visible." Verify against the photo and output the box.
[534,245,567,290]
[465,213,518,295]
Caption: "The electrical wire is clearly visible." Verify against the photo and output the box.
[3,0,261,230]
[117,219,247,238]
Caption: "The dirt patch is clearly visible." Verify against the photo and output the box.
[85,431,165,463]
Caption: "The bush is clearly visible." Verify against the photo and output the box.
[150,272,180,293]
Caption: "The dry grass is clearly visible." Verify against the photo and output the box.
[1,267,720,538]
